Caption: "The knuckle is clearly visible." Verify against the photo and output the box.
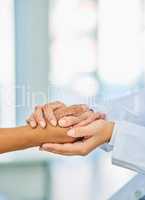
[50,101,64,106]
[81,104,89,111]
[55,101,64,105]
[34,112,42,120]
[91,113,98,119]
[54,110,65,119]
[43,104,49,109]
[35,105,42,110]
[93,112,100,118]
[77,105,89,114]
[44,103,53,110]
[86,111,93,116]
[43,104,51,112]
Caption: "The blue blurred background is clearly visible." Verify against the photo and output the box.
[0,0,144,199]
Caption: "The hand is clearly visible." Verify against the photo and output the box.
[26,101,65,128]
[27,101,106,129]
[41,119,115,156]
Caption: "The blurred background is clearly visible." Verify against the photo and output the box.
[0,0,144,199]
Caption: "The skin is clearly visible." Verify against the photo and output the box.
[27,101,106,129]
[0,124,76,154]
[41,120,115,156]
[0,103,91,154]
[27,102,111,156]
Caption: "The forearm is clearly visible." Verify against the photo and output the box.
[0,124,75,154]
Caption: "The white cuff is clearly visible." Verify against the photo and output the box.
[112,121,145,174]
[100,122,118,152]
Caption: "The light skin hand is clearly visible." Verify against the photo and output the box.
[26,101,66,128]
[58,110,106,128]
[27,102,106,129]
[41,119,115,156]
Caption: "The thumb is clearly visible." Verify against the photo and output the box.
[67,126,92,138]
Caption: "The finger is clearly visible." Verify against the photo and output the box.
[41,142,85,155]
[34,106,46,128]
[45,151,75,156]
[43,105,57,126]
[100,113,106,119]
[67,127,89,138]
[26,114,37,128]
[41,135,101,156]
[39,145,75,156]
[43,101,66,126]
[80,135,102,155]
[68,104,90,116]
[58,116,80,127]
[73,136,101,155]
[54,104,89,120]
[48,101,65,109]
[58,111,93,127]
[67,124,95,138]
[74,112,103,127]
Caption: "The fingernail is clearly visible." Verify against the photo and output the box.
[59,119,66,126]
[50,120,57,126]
[40,121,46,128]
[67,129,75,137]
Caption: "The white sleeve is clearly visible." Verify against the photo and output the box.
[92,89,145,174]
[112,121,145,174]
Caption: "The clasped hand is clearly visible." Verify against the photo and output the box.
[26,102,114,156]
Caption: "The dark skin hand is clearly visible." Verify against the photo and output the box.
[0,123,76,154]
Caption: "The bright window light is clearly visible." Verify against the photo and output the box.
[0,0,15,126]
[50,0,98,38]
[72,76,99,96]
[49,0,143,96]
[98,0,143,86]
[49,0,98,96]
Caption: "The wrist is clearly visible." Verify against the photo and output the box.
[23,126,44,147]
[30,128,46,146]
[103,121,115,143]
